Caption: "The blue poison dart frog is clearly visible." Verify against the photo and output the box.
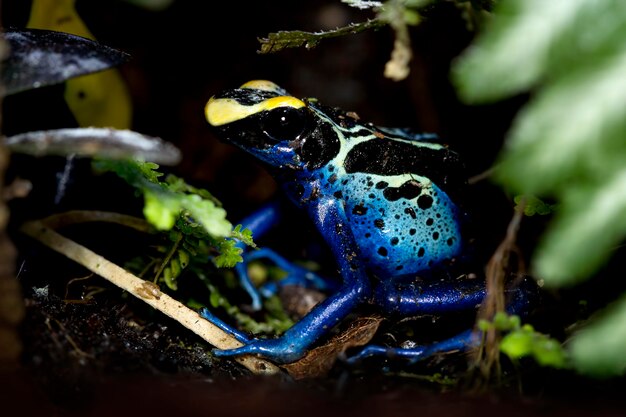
[202,80,534,365]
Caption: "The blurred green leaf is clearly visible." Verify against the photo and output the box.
[453,0,626,285]
[534,174,626,285]
[453,0,626,103]
[500,323,568,368]
[453,0,626,376]
[569,296,626,376]
[514,195,556,216]
[95,159,232,238]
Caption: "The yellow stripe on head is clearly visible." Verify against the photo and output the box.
[206,95,306,127]
[240,80,283,93]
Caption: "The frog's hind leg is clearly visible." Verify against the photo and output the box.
[349,276,538,364]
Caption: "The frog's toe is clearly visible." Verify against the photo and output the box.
[213,338,305,364]
[199,308,250,344]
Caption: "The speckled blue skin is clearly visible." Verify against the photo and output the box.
[204,82,531,364]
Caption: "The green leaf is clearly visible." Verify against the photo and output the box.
[177,194,231,238]
[231,224,256,248]
[514,195,555,216]
[533,337,567,368]
[143,189,177,230]
[453,0,626,286]
[500,324,567,368]
[214,239,243,268]
[500,329,533,358]
[453,0,626,103]
[453,0,626,375]
[569,295,626,376]
[496,51,626,196]
[95,159,232,238]
[534,173,626,285]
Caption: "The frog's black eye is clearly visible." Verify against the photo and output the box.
[261,107,308,142]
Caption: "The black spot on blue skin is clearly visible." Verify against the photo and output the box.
[374,219,385,229]
[426,218,434,226]
[334,191,343,199]
[447,237,454,246]
[369,193,375,199]
[433,232,439,240]
[417,194,433,210]
[382,180,422,202]
[391,237,399,245]
[404,207,417,219]
[375,181,388,189]
[342,179,349,185]
[395,265,404,271]
[418,247,425,257]
[328,174,337,184]
[328,165,334,172]
[365,233,371,238]
[378,247,388,256]
[409,228,416,235]
[352,204,368,215]
[394,214,400,219]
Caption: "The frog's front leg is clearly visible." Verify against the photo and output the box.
[208,196,371,364]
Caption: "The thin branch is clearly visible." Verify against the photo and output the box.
[258,19,385,54]
[471,200,525,385]
[39,210,153,232]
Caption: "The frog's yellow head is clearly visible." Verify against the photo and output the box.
[205,80,342,170]
[205,80,306,127]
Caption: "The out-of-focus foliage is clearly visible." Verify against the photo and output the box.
[479,313,567,369]
[513,195,556,217]
[568,295,626,376]
[453,0,626,376]
[98,160,258,295]
[94,160,231,237]
[27,0,133,128]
